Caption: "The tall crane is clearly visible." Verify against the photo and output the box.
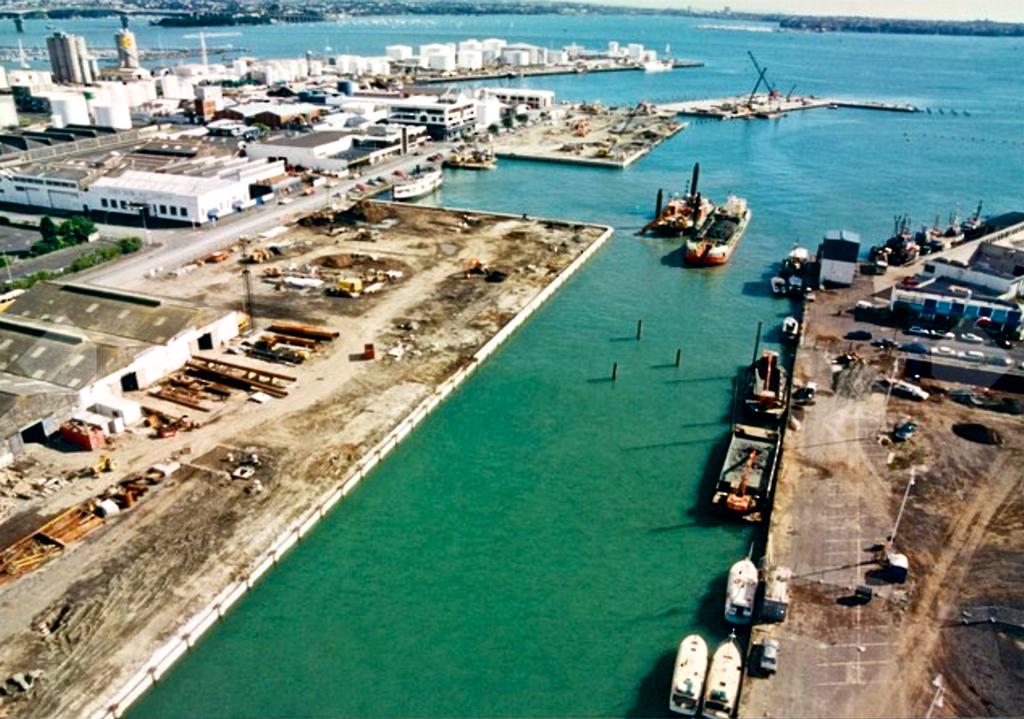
[746,51,780,108]
[183,31,241,67]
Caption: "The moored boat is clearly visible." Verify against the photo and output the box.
[669,634,708,715]
[701,632,743,719]
[640,163,715,238]
[643,59,674,72]
[781,316,799,343]
[393,167,443,200]
[724,556,758,625]
[684,196,751,266]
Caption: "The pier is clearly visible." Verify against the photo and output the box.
[413,59,704,85]
[658,94,919,120]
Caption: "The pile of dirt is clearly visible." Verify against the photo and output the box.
[952,423,1004,445]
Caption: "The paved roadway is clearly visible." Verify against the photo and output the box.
[75,143,452,288]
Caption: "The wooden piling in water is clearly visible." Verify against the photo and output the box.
[612,362,618,381]
[636,320,643,340]
[675,348,682,367]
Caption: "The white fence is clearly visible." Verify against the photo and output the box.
[87,219,613,719]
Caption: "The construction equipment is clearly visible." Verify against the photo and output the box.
[465,258,486,277]
[785,84,797,102]
[726,449,759,513]
[182,31,241,67]
[746,51,779,108]
[93,455,116,474]
[329,277,363,297]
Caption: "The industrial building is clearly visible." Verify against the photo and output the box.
[817,230,861,287]
[889,280,1023,338]
[387,95,477,140]
[216,101,325,129]
[0,282,239,465]
[246,124,424,172]
[0,133,285,224]
[481,88,556,111]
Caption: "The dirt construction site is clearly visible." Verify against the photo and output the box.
[0,201,609,718]
[741,276,1024,717]
[492,102,686,168]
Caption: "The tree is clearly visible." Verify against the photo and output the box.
[39,216,58,243]
[58,215,96,246]
[502,115,514,129]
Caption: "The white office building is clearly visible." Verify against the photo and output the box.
[387,95,477,140]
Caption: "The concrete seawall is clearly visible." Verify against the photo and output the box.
[86,214,614,719]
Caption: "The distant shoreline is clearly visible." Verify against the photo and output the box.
[0,3,1021,39]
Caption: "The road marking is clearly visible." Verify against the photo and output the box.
[817,659,890,667]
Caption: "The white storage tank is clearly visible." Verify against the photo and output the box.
[457,50,483,70]
[49,93,90,126]
[0,94,18,128]
[385,45,413,60]
[427,53,456,72]
[93,103,132,129]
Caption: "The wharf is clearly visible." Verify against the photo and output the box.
[413,59,703,84]
[492,106,687,169]
[658,94,918,119]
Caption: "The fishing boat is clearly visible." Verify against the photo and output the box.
[392,167,442,201]
[724,555,758,625]
[781,316,799,344]
[711,425,778,520]
[770,244,811,296]
[684,196,751,266]
[640,163,715,238]
[702,632,743,719]
[745,350,789,422]
[669,634,708,715]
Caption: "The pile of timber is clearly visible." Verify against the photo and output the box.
[268,322,339,342]
[186,356,296,398]
[0,506,104,586]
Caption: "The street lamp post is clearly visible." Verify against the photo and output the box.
[888,466,917,545]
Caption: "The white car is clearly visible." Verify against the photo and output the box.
[960,332,984,344]
[931,329,956,340]
[907,326,931,337]
[932,345,956,357]
[959,350,985,363]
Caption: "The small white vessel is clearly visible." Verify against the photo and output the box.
[701,632,743,719]
[643,59,674,73]
[781,316,800,343]
[669,634,708,715]
[392,168,442,201]
[724,555,758,625]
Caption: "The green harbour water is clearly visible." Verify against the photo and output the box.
[5,13,1018,718]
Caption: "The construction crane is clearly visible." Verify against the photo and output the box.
[726,449,759,514]
[746,51,780,108]
[785,83,797,102]
[183,31,241,67]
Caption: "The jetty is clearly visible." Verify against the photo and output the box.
[658,94,919,120]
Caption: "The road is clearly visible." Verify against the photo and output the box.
[79,144,453,288]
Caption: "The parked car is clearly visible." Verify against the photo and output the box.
[845,330,873,341]
[932,345,956,357]
[892,422,918,442]
[758,639,779,675]
[960,332,985,344]
[907,326,931,337]
[793,382,817,406]
[872,338,898,350]
[960,350,985,363]
[900,342,930,355]
[930,329,955,340]
[986,355,1013,367]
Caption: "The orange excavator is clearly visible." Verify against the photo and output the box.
[726,449,759,514]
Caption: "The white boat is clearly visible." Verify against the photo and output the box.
[701,633,743,719]
[392,168,442,200]
[669,634,708,715]
[643,59,674,73]
[781,316,800,343]
[724,556,758,625]
[770,276,787,296]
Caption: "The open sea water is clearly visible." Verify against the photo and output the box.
[4,12,1019,718]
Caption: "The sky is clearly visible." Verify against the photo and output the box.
[568,0,1024,23]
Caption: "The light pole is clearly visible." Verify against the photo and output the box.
[924,675,945,718]
[888,466,916,545]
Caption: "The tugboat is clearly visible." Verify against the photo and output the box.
[771,244,812,297]
[684,195,751,267]
[702,632,743,719]
[640,163,716,238]
[745,350,789,423]
[669,634,709,716]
